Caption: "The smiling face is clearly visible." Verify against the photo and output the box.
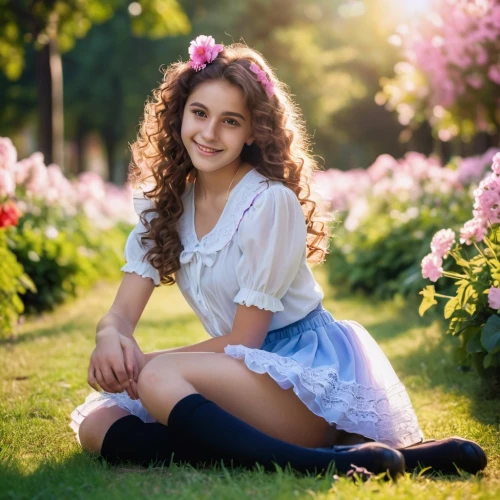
[181,79,254,174]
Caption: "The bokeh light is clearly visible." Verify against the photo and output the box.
[128,2,142,17]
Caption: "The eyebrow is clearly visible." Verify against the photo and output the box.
[189,102,246,121]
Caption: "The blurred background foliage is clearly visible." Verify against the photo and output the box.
[3,0,492,182]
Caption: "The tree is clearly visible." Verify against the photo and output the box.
[0,0,190,168]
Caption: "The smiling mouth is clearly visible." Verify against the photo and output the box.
[194,141,223,153]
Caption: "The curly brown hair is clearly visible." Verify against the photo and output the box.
[129,42,331,286]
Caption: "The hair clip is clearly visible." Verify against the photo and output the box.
[189,35,224,72]
[249,63,275,98]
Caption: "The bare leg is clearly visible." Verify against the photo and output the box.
[138,352,343,448]
[78,405,131,454]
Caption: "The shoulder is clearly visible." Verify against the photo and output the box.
[247,174,302,215]
[240,175,305,231]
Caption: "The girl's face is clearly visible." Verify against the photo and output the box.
[181,79,254,173]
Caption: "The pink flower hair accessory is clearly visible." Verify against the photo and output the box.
[188,35,224,72]
[249,63,275,98]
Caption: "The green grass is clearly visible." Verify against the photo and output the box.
[0,268,499,499]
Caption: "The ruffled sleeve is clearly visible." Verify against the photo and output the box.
[120,191,161,286]
[234,185,307,312]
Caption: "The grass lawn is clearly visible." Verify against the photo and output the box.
[1,268,499,499]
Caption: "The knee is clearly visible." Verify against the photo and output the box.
[78,406,130,455]
[137,354,181,400]
[78,412,104,454]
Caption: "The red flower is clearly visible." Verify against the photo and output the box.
[0,201,21,228]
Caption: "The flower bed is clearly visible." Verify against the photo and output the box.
[0,137,137,337]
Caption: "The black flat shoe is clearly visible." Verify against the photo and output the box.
[399,437,487,475]
[330,442,405,480]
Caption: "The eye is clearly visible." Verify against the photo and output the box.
[193,109,206,118]
[224,118,240,126]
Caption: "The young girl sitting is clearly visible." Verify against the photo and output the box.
[70,36,487,479]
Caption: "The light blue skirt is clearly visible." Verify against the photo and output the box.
[225,303,424,448]
[71,303,423,448]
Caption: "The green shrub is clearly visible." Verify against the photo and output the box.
[0,229,35,337]
[7,209,129,314]
[326,190,471,301]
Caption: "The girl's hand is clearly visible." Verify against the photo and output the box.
[88,328,139,399]
[118,334,148,399]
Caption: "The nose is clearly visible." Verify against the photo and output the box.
[200,119,219,143]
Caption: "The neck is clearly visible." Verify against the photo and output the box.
[194,159,245,201]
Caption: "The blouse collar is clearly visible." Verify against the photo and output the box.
[179,168,270,259]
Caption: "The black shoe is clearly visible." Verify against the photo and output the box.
[330,442,405,480]
[400,437,487,475]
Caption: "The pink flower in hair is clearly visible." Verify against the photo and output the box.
[249,63,275,98]
[188,35,224,72]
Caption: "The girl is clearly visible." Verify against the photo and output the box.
[70,36,487,478]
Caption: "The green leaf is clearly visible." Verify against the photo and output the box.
[456,258,470,268]
[481,315,500,354]
[444,297,460,320]
[419,286,437,316]
[466,334,484,353]
[484,353,495,369]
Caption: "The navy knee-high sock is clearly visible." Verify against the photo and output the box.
[100,415,218,467]
[167,393,402,476]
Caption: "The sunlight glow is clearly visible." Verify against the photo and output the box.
[401,0,433,16]
[338,1,366,19]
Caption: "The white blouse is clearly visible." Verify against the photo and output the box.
[121,168,324,337]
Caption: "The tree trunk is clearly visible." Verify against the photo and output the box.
[48,12,64,168]
[36,44,52,164]
[35,12,64,168]
[102,130,115,183]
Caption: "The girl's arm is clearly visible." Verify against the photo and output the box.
[88,272,155,398]
[143,304,273,362]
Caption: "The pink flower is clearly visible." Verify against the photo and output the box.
[488,287,500,309]
[24,153,48,198]
[421,253,443,282]
[431,228,455,258]
[459,217,487,244]
[0,137,17,171]
[492,153,500,176]
[488,64,500,85]
[249,63,275,98]
[188,35,223,72]
[0,168,15,197]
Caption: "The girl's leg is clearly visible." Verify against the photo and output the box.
[79,405,131,453]
[78,404,218,467]
[136,352,404,477]
[137,352,334,448]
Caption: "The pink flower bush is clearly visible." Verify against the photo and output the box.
[188,35,224,72]
[420,154,500,371]
[313,151,469,232]
[459,153,500,244]
[380,0,500,139]
[458,148,500,184]
[0,137,138,227]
